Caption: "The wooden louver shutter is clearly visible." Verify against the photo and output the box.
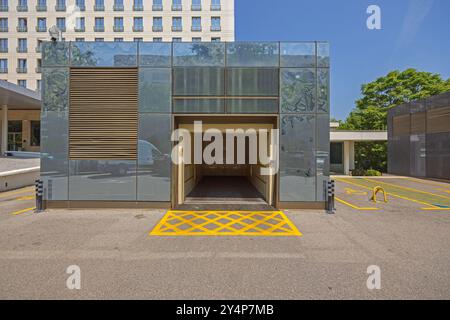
[69,68,138,160]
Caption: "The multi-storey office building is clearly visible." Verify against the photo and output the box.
[41,40,330,210]
[0,0,234,91]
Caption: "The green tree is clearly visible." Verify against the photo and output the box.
[340,69,450,171]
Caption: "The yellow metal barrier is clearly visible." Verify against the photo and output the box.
[370,186,387,203]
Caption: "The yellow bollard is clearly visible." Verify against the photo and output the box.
[370,186,387,203]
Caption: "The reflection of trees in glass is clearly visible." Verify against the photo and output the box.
[139,69,171,112]
[70,45,98,66]
[281,69,315,112]
[227,42,278,65]
[43,42,69,66]
[43,68,68,112]
[175,43,225,66]
[139,43,172,66]
[318,69,329,113]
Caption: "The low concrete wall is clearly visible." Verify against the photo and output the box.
[0,167,40,192]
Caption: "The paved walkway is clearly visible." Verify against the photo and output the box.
[0,156,40,173]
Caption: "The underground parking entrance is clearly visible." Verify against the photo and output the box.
[172,115,278,211]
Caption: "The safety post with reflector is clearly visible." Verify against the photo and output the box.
[325,180,335,214]
[35,179,43,212]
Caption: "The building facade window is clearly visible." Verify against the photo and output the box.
[172,0,181,11]
[94,0,104,11]
[191,0,201,11]
[94,38,104,42]
[36,0,46,11]
[114,37,123,42]
[36,79,41,92]
[36,18,46,32]
[133,0,143,11]
[18,80,27,88]
[152,0,162,11]
[211,0,221,11]
[211,17,221,31]
[0,18,7,32]
[17,18,27,32]
[192,17,201,31]
[211,37,221,42]
[114,17,124,31]
[153,37,162,42]
[153,17,162,31]
[114,0,123,11]
[55,0,65,11]
[75,17,85,31]
[133,37,143,42]
[133,17,143,31]
[0,38,7,52]
[56,17,66,31]
[30,121,41,146]
[17,38,27,52]
[75,37,84,42]
[94,17,104,31]
[0,0,8,12]
[0,58,7,73]
[36,58,42,73]
[17,58,27,73]
[172,37,182,42]
[75,0,85,11]
[172,17,182,31]
[17,0,27,11]
[192,37,201,42]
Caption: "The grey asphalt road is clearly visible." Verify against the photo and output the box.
[0,178,449,299]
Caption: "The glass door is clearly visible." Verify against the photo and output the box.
[7,121,23,151]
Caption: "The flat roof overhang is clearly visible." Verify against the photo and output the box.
[0,81,41,110]
[330,130,387,142]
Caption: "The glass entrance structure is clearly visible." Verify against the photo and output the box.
[41,41,330,209]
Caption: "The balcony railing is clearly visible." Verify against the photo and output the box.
[172,25,182,32]
[113,4,124,11]
[36,4,47,11]
[94,25,104,32]
[0,26,8,32]
[36,26,46,32]
[17,46,27,53]
[36,66,41,73]
[55,4,66,11]
[57,25,66,31]
[16,5,28,12]
[211,25,221,31]
[0,5,8,11]
[0,47,7,53]
[113,25,124,32]
[133,4,143,11]
[94,4,104,11]
[17,67,27,73]
[133,25,143,32]
[191,4,201,11]
[0,67,7,73]
[17,26,28,32]
[152,4,162,11]
[172,4,182,11]
[152,25,162,32]
[211,4,221,11]
[191,25,201,32]
[75,26,85,32]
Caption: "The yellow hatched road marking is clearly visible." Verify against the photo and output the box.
[12,207,35,215]
[344,188,367,195]
[403,177,450,187]
[363,178,450,201]
[335,197,378,210]
[335,178,440,209]
[150,210,302,237]
[0,187,34,199]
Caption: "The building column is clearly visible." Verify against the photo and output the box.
[1,105,7,155]
[343,141,350,175]
[349,141,355,172]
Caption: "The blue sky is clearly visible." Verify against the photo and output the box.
[235,0,450,120]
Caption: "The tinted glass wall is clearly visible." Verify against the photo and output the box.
[388,91,450,180]
[41,41,330,204]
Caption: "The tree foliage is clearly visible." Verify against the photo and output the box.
[340,69,450,171]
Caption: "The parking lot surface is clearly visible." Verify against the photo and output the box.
[0,176,449,299]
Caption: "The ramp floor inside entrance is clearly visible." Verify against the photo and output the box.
[179,176,273,211]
